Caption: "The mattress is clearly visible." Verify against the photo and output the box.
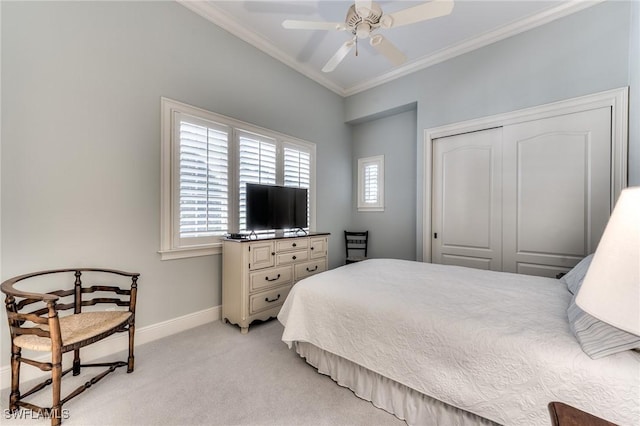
[278,259,640,425]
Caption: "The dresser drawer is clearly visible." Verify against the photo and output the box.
[276,238,308,252]
[249,284,292,315]
[276,249,308,265]
[249,266,293,292]
[295,260,327,281]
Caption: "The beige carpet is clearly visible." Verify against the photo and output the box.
[1,319,403,425]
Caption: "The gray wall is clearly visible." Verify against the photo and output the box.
[344,1,638,260]
[0,1,351,367]
[350,109,417,261]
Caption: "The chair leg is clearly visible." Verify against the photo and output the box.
[73,349,81,376]
[51,348,62,426]
[9,345,21,413]
[127,324,135,373]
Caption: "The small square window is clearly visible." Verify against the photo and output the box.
[357,155,384,212]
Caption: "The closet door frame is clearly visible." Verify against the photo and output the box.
[422,87,628,263]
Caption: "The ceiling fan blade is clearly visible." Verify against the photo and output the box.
[369,34,407,66]
[322,40,355,73]
[382,0,454,29]
[355,0,373,18]
[282,20,345,31]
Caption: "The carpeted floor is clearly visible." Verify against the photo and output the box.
[1,319,404,425]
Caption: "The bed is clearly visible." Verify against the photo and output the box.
[277,258,640,425]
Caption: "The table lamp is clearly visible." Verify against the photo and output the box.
[575,186,640,336]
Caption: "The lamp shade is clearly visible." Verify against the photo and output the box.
[575,186,640,336]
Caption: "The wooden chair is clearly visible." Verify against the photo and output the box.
[1,268,139,426]
[344,230,369,264]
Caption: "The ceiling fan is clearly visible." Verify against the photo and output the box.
[282,0,454,72]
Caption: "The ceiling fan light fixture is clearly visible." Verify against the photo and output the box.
[356,23,371,39]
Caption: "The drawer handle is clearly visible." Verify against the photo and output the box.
[271,252,275,256]
[265,294,281,303]
[306,266,318,272]
[265,274,281,282]
[310,247,314,250]
[292,243,297,247]
[292,255,297,260]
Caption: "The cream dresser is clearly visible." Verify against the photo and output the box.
[222,233,329,333]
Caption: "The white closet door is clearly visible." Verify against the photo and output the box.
[432,128,503,271]
[502,107,611,277]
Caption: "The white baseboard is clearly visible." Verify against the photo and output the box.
[0,305,221,390]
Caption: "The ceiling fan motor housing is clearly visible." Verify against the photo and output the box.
[346,3,383,38]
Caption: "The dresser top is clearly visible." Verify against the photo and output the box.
[223,232,330,243]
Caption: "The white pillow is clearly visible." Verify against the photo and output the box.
[568,272,640,359]
[560,254,593,294]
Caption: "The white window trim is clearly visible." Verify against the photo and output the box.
[357,155,385,212]
[160,97,316,260]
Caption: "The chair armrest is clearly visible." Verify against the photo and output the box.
[1,272,61,302]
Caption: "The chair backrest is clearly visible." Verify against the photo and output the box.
[2,268,139,349]
[344,231,369,259]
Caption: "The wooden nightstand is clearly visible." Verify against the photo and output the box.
[548,402,617,426]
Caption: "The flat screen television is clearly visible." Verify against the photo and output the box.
[246,183,308,231]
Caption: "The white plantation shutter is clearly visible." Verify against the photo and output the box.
[238,131,277,231]
[284,145,311,229]
[284,145,311,189]
[363,163,379,204]
[177,114,229,241]
[358,155,384,211]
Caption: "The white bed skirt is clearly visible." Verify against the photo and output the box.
[295,341,500,426]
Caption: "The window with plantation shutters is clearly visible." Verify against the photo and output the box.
[160,98,316,260]
[284,144,312,227]
[358,155,384,212]
[238,131,277,231]
[284,145,311,189]
[177,114,229,243]
[363,163,378,203]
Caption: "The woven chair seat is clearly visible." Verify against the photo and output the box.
[14,311,132,351]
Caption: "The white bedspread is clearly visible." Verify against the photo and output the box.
[278,259,640,425]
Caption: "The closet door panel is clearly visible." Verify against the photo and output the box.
[502,107,611,275]
[441,254,492,270]
[432,128,502,271]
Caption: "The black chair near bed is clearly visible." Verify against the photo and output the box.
[344,230,368,264]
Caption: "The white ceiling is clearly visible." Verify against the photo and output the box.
[178,0,602,97]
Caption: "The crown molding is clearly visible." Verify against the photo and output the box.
[178,0,604,99]
[343,0,605,96]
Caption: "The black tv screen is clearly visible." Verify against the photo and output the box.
[246,183,308,231]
